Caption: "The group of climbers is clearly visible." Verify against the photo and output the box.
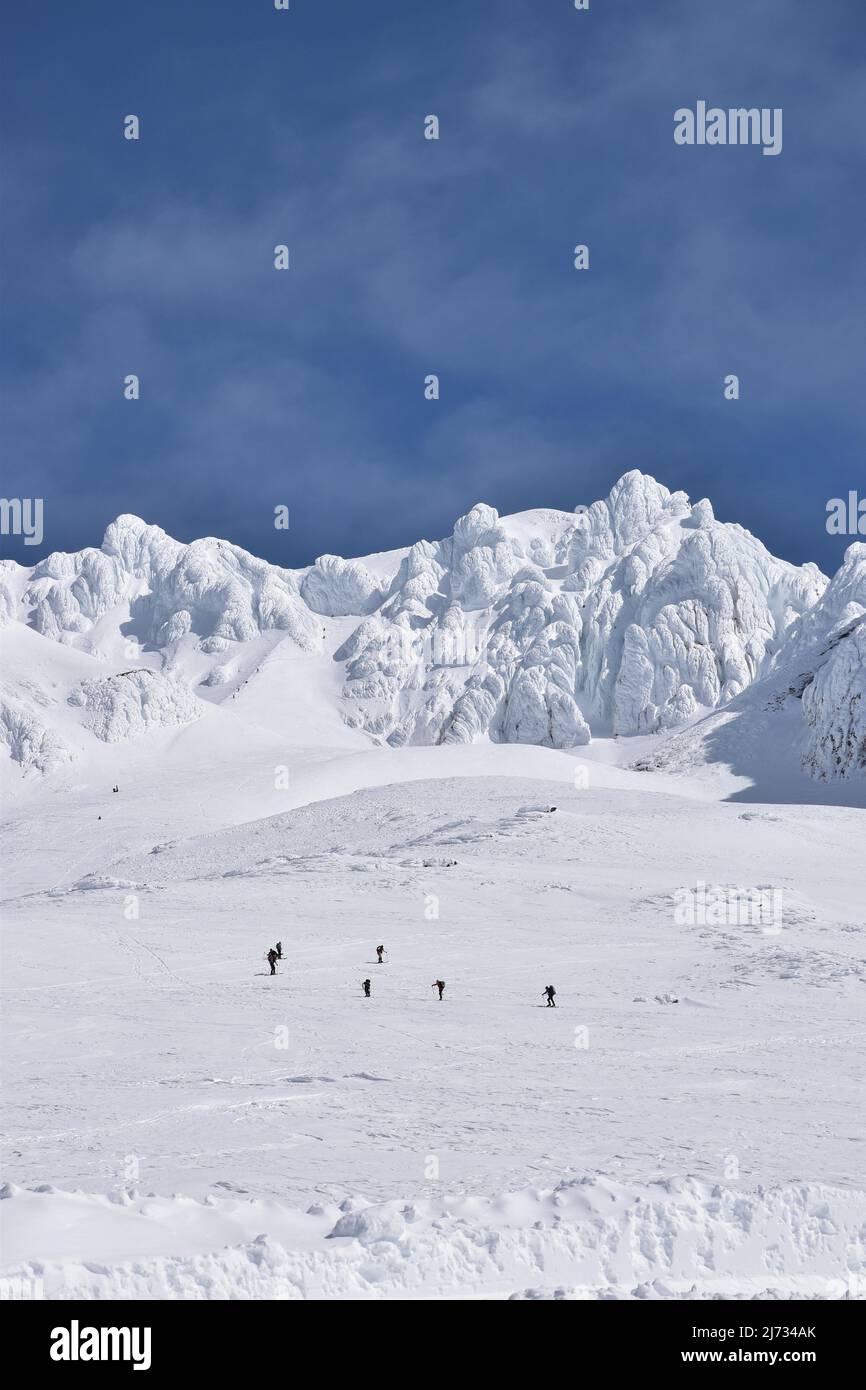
[264,942,556,1006]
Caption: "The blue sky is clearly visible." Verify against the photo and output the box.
[1,0,864,573]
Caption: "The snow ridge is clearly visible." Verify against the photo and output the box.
[1,472,862,780]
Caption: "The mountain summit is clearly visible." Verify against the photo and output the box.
[1,472,863,784]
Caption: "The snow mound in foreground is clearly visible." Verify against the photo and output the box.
[2,1176,862,1301]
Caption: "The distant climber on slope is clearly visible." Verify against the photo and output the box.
[362,978,371,997]
[267,948,278,976]
[376,945,385,964]
[432,980,445,1000]
[543,985,556,1007]
[275,941,283,959]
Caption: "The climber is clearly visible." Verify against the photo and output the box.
[543,985,556,1007]
[362,978,371,997]
[267,948,278,976]
[432,980,445,1000]
[275,941,283,959]
[376,945,385,964]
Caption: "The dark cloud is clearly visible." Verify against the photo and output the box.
[1,0,863,572]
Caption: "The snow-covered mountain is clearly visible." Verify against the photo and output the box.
[3,473,865,1301]
[1,471,863,784]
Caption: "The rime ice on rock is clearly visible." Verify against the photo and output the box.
[332,472,825,748]
[2,474,863,778]
[789,544,866,779]
[68,670,203,743]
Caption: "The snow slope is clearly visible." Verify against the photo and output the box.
[2,764,864,1298]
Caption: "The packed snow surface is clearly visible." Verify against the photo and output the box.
[2,752,865,1298]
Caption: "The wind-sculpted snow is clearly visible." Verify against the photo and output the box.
[2,1177,861,1300]
[801,620,866,779]
[0,696,72,775]
[450,502,519,608]
[565,486,825,734]
[2,471,861,777]
[18,514,323,651]
[300,554,386,617]
[781,543,866,780]
[628,544,866,788]
[335,473,824,747]
[67,669,203,743]
[784,542,866,661]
